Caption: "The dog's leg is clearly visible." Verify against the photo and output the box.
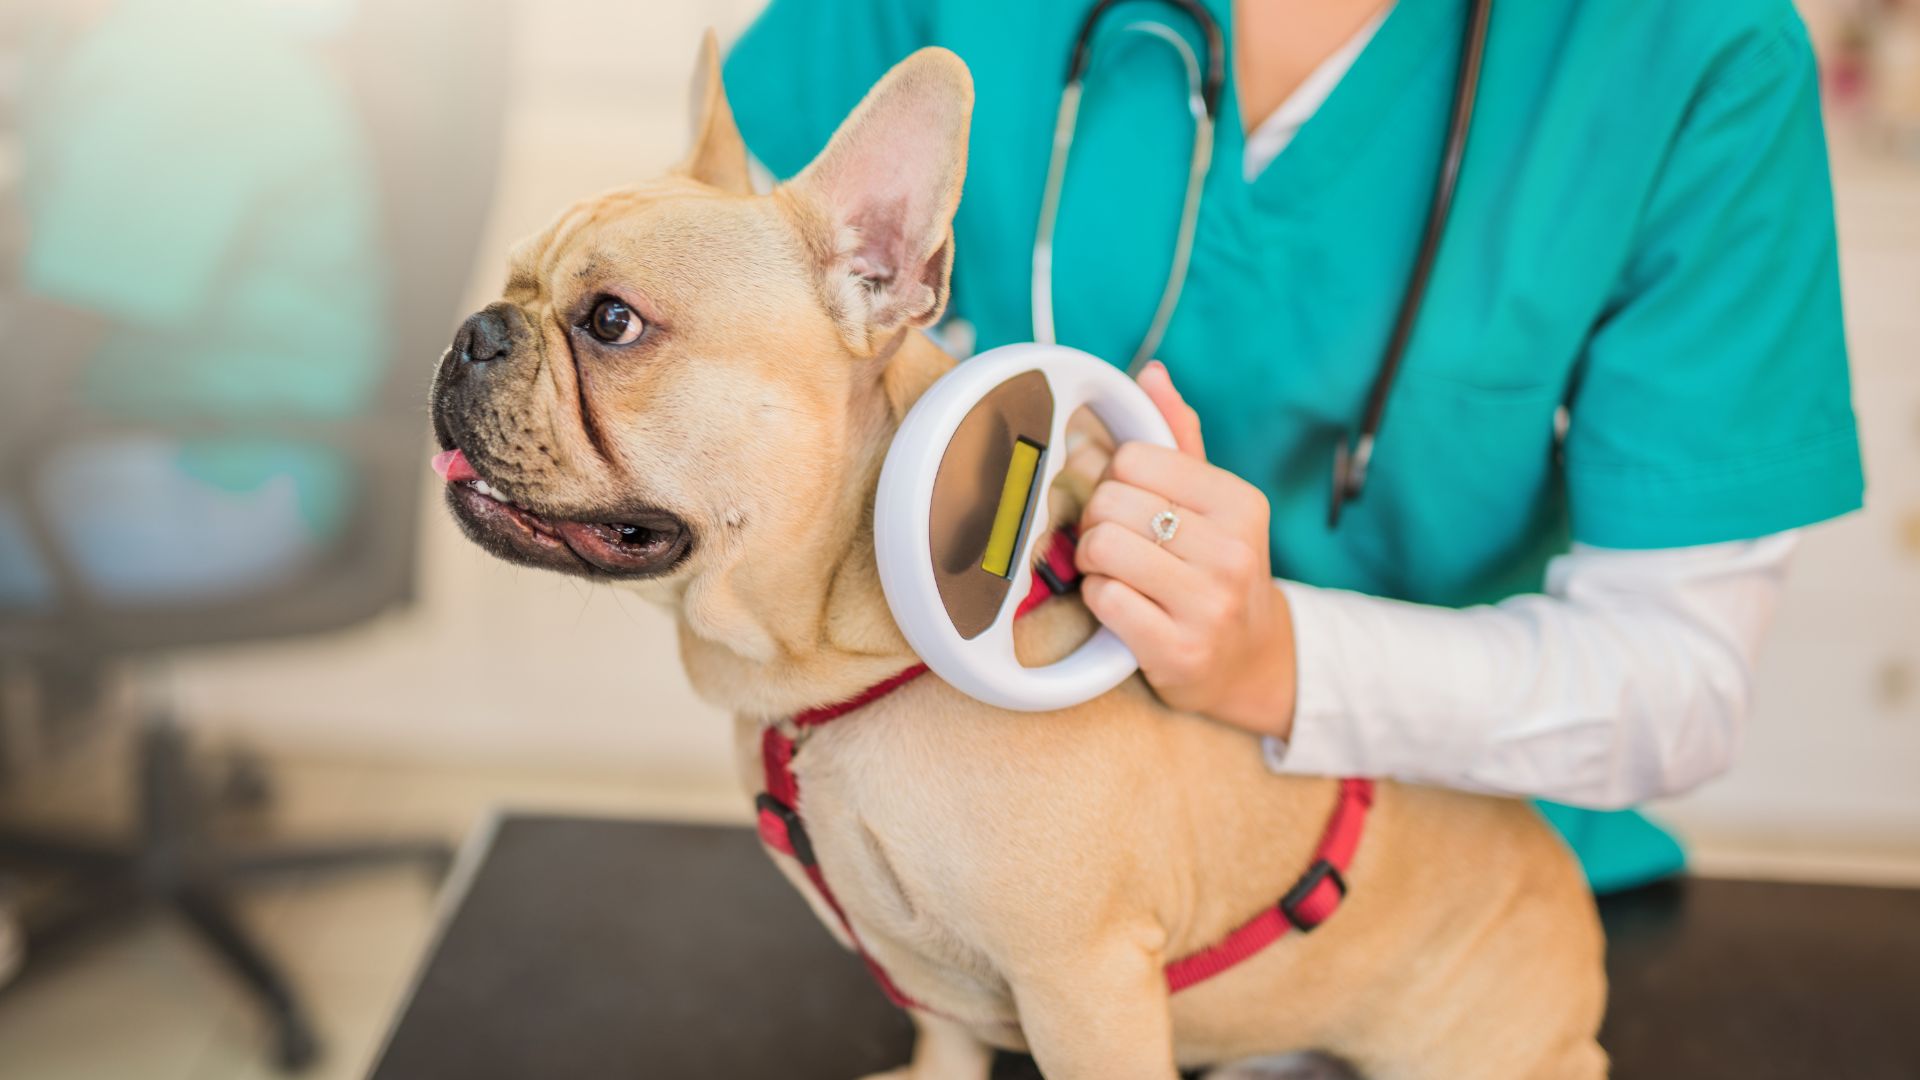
[1005,938,1179,1080]
[858,1010,994,1080]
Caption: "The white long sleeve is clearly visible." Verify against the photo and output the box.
[1263,532,1799,809]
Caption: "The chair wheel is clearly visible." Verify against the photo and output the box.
[0,902,25,992]
[275,1017,321,1073]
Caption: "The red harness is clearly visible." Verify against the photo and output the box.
[755,532,1375,1009]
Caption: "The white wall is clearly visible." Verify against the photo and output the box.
[1655,144,1920,851]
[174,0,1920,859]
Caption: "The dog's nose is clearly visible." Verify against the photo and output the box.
[454,308,512,365]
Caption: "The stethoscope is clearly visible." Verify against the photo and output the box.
[1031,0,1495,528]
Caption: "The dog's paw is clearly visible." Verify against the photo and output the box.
[1045,405,1117,524]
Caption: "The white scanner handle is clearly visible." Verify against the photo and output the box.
[874,343,1178,712]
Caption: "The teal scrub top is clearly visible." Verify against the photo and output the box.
[724,0,1864,893]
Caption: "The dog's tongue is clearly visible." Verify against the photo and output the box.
[432,449,478,484]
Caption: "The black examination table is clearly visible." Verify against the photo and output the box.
[368,814,1920,1080]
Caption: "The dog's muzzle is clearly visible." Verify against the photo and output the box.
[428,304,695,580]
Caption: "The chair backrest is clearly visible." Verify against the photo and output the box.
[0,1,510,660]
[291,0,515,630]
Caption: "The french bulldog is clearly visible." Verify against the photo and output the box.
[428,33,1607,1080]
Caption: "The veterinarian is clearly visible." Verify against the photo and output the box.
[723,0,1863,893]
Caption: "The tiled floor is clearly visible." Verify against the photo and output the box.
[0,735,745,1080]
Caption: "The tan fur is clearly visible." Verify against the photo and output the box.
[447,40,1606,1080]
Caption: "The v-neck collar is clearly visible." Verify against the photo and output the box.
[1241,7,1389,181]
[1212,0,1459,213]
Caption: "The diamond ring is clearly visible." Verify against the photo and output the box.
[1151,508,1181,545]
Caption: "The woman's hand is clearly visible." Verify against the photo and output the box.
[1075,362,1298,739]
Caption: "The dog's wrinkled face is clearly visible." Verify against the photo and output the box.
[429,37,971,599]
[430,179,828,582]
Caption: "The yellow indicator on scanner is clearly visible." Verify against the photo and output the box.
[981,438,1044,578]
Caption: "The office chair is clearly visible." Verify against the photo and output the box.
[0,2,510,1069]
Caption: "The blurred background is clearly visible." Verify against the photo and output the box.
[0,0,1913,1077]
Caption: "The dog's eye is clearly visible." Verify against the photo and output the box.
[586,298,643,345]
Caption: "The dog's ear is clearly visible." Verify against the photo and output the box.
[788,47,972,355]
[677,29,752,194]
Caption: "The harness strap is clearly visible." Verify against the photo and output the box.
[784,529,1078,734]
[756,531,1082,1010]
[1162,777,1374,991]
[755,529,1374,1008]
[759,721,922,1009]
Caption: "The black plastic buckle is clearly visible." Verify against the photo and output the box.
[1278,858,1347,932]
[755,793,816,867]
[1033,557,1077,597]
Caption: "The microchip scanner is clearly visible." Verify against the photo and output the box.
[874,343,1177,711]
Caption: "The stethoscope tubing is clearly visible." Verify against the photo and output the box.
[1064,0,1225,115]
[1035,0,1223,374]
[1329,0,1493,527]
[1034,0,1493,528]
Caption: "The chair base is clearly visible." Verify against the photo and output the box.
[0,713,453,1073]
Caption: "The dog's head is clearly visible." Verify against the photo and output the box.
[429,35,971,621]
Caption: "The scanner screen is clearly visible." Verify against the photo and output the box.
[980,437,1043,578]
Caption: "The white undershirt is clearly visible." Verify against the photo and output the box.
[1241,8,1796,808]
[1267,535,1798,809]
[1241,9,1388,180]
